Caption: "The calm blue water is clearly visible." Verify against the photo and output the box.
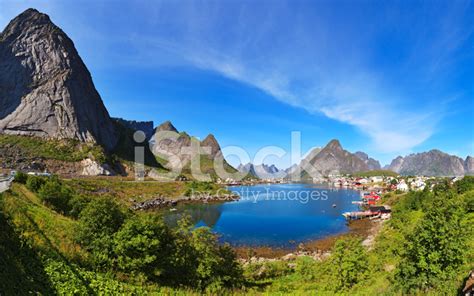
[164,183,360,247]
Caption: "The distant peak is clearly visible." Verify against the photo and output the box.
[201,134,221,156]
[202,133,217,143]
[326,139,342,149]
[156,120,178,133]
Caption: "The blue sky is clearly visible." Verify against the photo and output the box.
[1,0,473,168]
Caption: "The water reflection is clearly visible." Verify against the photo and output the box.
[164,184,360,247]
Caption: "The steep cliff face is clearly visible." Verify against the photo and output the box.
[151,121,236,177]
[303,140,370,176]
[386,150,467,176]
[112,118,154,140]
[0,9,117,150]
[355,151,381,170]
[465,156,474,175]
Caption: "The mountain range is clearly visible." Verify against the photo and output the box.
[384,150,473,177]
[237,163,286,179]
[151,121,236,179]
[0,9,472,178]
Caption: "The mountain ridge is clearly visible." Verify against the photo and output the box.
[0,8,118,150]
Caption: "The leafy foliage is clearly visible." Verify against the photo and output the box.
[37,178,73,213]
[395,190,470,292]
[13,171,28,184]
[76,198,126,268]
[114,215,172,280]
[0,134,106,162]
[26,175,47,192]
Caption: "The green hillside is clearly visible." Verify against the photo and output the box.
[1,175,473,295]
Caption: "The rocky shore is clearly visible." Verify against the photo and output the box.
[235,218,379,263]
[130,193,239,211]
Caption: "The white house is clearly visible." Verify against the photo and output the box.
[397,181,409,192]
[370,176,384,183]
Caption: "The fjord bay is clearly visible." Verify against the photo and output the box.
[165,184,361,247]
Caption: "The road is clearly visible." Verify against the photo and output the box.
[0,176,14,193]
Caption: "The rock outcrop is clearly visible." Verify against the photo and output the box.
[355,151,381,170]
[0,9,118,150]
[385,150,467,176]
[80,158,114,176]
[290,140,371,178]
[465,156,474,175]
[151,121,236,177]
[112,118,154,140]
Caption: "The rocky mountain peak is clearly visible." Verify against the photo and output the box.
[355,151,381,170]
[0,9,118,150]
[326,139,342,151]
[385,151,466,176]
[201,134,221,157]
[156,121,178,133]
[464,156,474,175]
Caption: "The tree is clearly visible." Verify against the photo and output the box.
[396,190,469,292]
[26,176,46,192]
[326,238,368,291]
[37,179,72,213]
[455,176,474,194]
[114,215,173,280]
[13,172,28,184]
[163,216,243,289]
[76,198,126,269]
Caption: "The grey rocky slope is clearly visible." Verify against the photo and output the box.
[465,156,474,175]
[355,151,381,170]
[112,118,154,140]
[0,9,117,150]
[151,120,236,175]
[385,150,472,176]
[289,140,373,178]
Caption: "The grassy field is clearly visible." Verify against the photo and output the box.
[1,176,472,295]
[0,134,106,163]
[351,170,399,177]
[65,177,229,206]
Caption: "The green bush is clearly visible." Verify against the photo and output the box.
[37,179,73,213]
[67,195,91,219]
[114,215,172,280]
[326,238,368,291]
[26,176,47,192]
[395,190,469,292]
[76,198,126,269]
[455,176,474,194]
[163,217,243,289]
[13,172,28,184]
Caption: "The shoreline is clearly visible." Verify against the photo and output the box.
[233,218,377,260]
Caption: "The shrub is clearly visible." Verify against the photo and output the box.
[76,198,126,269]
[164,217,243,289]
[114,215,173,280]
[455,176,474,194]
[395,190,469,292]
[325,238,368,291]
[67,195,91,219]
[37,179,73,213]
[26,176,46,192]
[13,172,28,184]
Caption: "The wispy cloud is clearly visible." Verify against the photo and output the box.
[1,0,471,158]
